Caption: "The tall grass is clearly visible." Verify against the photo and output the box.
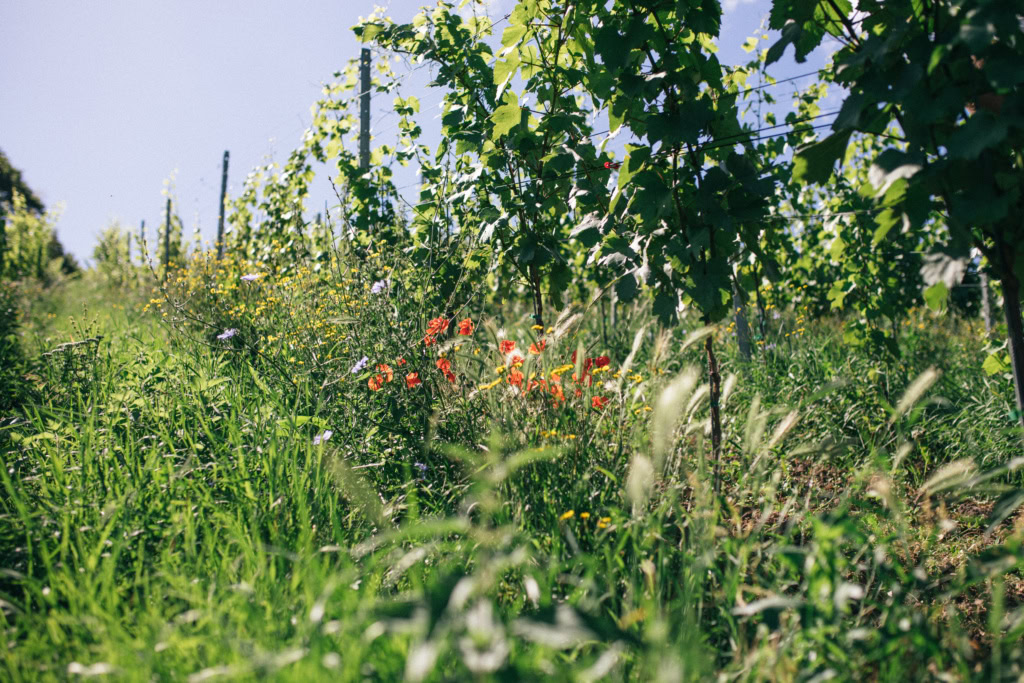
[0,255,1022,680]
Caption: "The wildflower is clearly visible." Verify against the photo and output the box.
[510,353,524,366]
[240,273,261,282]
[529,339,546,354]
[436,358,451,373]
[351,356,369,374]
[426,316,449,335]
[550,364,574,378]
[370,279,387,294]
[423,335,437,346]
[312,430,333,445]
[531,324,544,331]
[579,511,590,519]
[507,369,524,387]
[594,356,610,368]
[377,363,393,382]
[597,517,611,529]
[405,372,421,388]
[495,365,506,375]
[546,326,554,334]
[397,357,407,366]
[217,328,238,340]
[499,340,516,355]
[559,510,575,521]
[549,383,565,402]
[592,396,609,410]
[458,318,474,335]
[368,375,384,391]
[413,462,428,477]
[444,370,456,384]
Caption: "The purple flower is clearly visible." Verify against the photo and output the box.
[370,279,387,294]
[217,328,238,340]
[764,342,777,351]
[350,356,369,374]
[313,430,333,445]
[241,273,262,282]
[772,311,781,320]
[413,462,427,478]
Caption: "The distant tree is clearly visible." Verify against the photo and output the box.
[0,149,78,278]
[0,149,44,214]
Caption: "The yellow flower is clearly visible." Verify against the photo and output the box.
[496,366,506,374]
[546,326,554,334]
[531,324,544,331]
[579,512,590,519]
[559,510,574,521]
[597,516,611,529]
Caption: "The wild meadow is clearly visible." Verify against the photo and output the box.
[2,0,1024,680]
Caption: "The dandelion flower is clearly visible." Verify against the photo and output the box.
[579,511,590,519]
[531,324,544,331]
[217,328,238,340]
[559,510,574,521]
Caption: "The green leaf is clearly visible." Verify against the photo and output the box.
[983,352,1009,376]
[792,130,853,185]
[490,99,522,139]
[923,281,949,313]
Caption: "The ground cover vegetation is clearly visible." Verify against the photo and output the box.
[1,0,1024,679]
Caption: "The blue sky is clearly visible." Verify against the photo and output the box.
[0,0,834,263]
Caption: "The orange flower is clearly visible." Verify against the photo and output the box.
[397,357,407,366]
[368,375,384,391]
[423,335,436,346]
[436,358,451,373]
[507,369,523,387]
[574,388,583,398]
[426,316,449,335]
[405,372,421,388]
[510,353,524,367]
[592,396,609,409]
[444,370,456,384]
[499,340,516,355]
[377,363,393,382]
[529,339,546,354]
[457,318,474,335]
[550,383,565,402]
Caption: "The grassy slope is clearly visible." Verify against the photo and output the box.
[1,271,1022,681]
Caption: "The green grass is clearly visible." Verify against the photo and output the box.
[1,259,1022,681]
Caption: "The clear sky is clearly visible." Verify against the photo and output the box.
[0,0,833,264]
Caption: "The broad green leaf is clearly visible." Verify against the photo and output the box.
[983,352,1009,376]
[490,99,522,139]
[923,281,949,313]
[792,130,853,185]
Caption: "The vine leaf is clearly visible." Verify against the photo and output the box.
[490,98,522,139]
[792,130,852,185]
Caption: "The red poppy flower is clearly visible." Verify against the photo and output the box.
[499,340,516,355]
[368,375,384,391]
[594,356,610,368]
[436,358,451,373]
[397,357,407,366]
[423,335,437,346]
[377,363,393,382]
[457,318,474,335]
[591,396,609,409]
[444,370,456,384]
[426,316,449,336]
[529,339,546,354]
[575,388,583,398]
[507,369,523,387]
[405,372,421,388]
